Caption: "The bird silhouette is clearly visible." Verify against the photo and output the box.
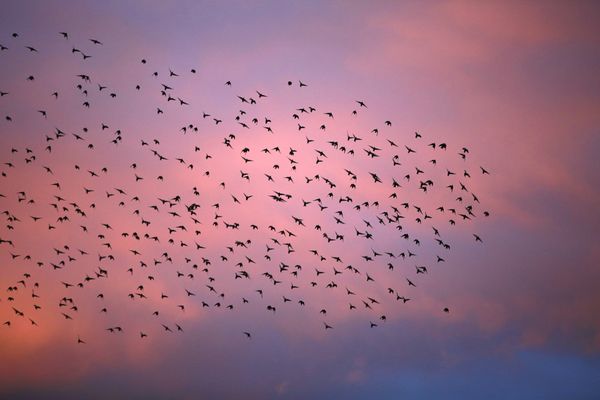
[0,26,493,345]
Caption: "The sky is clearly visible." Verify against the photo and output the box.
[0,1,599,399]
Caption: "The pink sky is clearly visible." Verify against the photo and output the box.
[0,1,599,398]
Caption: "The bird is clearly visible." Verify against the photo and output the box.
[0,28,494,348]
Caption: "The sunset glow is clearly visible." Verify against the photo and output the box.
[1,1,599,399]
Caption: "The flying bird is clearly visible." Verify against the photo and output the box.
[0,26,493,347]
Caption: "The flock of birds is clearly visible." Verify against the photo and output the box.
[0,30,491,344]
